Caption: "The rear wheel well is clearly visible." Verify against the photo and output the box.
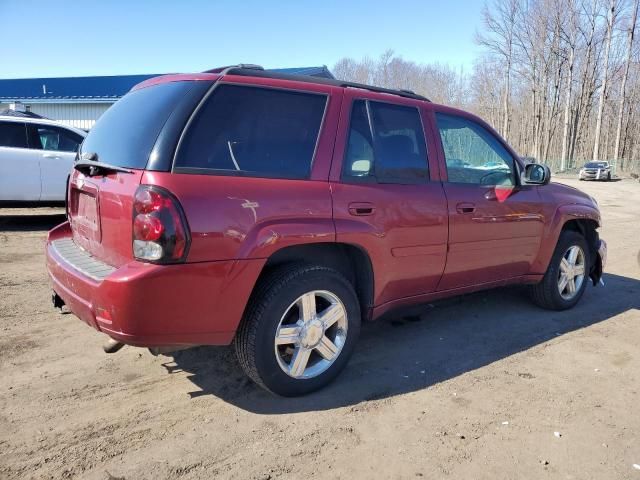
[258,243,374,321]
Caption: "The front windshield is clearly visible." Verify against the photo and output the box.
[584,162,608,168]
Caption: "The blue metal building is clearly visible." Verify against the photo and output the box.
[0,66,334,129]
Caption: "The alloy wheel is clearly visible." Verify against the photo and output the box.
[274,290,348,379]
[557,245,586,300]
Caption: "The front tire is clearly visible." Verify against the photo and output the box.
[530,230,590,310]
[234,264,361,396]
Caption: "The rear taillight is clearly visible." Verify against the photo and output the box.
[132,185,190,263]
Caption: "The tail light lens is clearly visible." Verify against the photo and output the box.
[132,185,190,263]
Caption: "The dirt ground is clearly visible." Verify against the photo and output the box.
[0,178,638,480]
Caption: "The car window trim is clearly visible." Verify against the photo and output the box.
[171,81,329,179]
[435,112,519,187]
[341,98,431,185]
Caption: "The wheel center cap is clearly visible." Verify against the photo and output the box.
[301,320,323,348]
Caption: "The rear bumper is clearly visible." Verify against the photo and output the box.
[46,222,264,347]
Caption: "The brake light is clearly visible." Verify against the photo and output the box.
[133,214,164,241]
[132,185,190,263]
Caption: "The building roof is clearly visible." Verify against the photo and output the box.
[0,66,334,103]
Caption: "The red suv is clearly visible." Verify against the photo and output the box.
[46,65,606,396]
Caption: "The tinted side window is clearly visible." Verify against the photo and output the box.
[32,126,82,152]
[343,101,375,178]
[175,85,327,179]
[436,113,515,186]
[370,102,428,182]
[0,121,28,148]
[343,100,429,183]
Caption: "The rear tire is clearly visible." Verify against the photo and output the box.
[530,230,590,310]
[234,264,360,396]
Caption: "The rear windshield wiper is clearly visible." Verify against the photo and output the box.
[74,152,133,176]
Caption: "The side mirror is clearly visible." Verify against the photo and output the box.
[523,163,551,185]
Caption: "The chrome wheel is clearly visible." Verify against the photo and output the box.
[274,290,348,379]
[557,245,586,300]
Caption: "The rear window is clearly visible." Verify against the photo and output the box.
[0,121,28,148]
[80,81,196,169]
[174,84,327,179]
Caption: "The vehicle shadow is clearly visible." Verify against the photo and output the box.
[0,212,66,232]
[163,272,639,413]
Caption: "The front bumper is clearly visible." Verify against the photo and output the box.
[579,170,610,180]
[46,222,264,347]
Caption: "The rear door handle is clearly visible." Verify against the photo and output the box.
[456,202,476,214]
[43,153,61,159]
[348,202,375,216]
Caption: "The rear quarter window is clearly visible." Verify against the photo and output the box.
[174,84,327,179]
[80,81,197,169]
[0,121,28,148]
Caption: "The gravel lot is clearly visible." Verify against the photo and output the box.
[1,178,638,480]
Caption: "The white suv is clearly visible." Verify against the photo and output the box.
[0,115,86,202]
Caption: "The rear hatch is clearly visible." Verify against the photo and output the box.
[68,79,211,267]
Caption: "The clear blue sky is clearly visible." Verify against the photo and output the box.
[0,0,485,79]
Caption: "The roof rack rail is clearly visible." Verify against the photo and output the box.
[217,66,431,102]
[341,83,429,102]
[203,64,264,75]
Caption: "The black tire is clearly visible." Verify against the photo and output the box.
[607,172,612,181]
[530,230,590,310]
[234,264,361,396]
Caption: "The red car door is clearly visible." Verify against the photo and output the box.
[431,108,545,290]
[330,90,448,308]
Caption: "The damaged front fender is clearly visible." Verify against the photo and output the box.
[590,239,607,286]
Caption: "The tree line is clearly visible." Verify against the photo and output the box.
[333,0,640,173]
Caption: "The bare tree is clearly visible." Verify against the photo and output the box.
[476,0,520,139]
[593,0,619,160]
[560,0,580,170]
[333,0,640,174]
[613,0,638,165]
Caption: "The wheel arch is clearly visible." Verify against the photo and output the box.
[532,205,601,277]
[560,218,601,284]
[256,242,375,322]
